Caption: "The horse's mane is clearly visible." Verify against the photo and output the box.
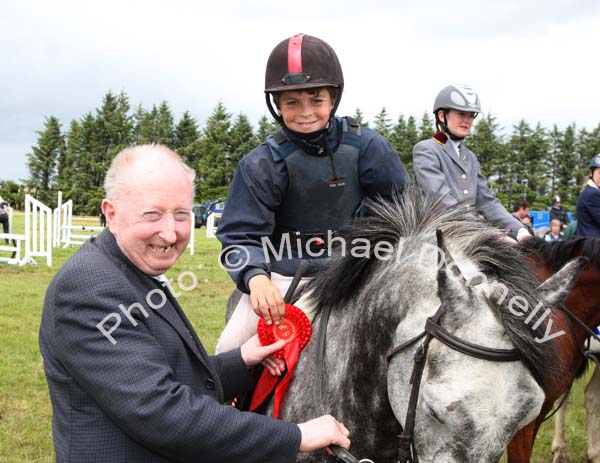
[521,235,600,272]
[308,182,560,391]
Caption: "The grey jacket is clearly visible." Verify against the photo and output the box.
[413,134,524,233]
[39,229,301,463]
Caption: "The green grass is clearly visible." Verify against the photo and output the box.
[0,213,595,462]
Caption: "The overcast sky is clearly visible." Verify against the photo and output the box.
[1,0,599,182]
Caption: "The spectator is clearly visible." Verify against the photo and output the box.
[549,195,570,229]
[0,196,11,244]
[544,219,563,242]
[576,154,600,237]
[511,199,534,236]
[99,209,106,227]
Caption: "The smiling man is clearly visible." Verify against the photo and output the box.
[39,144,350,462]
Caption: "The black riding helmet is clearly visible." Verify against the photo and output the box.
[264,34,344,125]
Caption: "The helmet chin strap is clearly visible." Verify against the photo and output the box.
[437,110,465,141]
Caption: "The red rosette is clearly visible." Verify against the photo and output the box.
[251,303,312,418]
[257,303,312,357]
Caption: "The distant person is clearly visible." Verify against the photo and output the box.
[39,145,350,462]
[511,199,534,236]
[413,84,530,241]
[524,214,534,227]
[0,196,11,243]
[549,195,569,229]
[576,154,600,237]
[98,209,106,227]
[544,219,563,242]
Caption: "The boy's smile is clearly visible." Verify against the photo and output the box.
[278,88,333,133]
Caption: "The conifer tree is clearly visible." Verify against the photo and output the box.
[156,101,175,148]
[139,105,159,144]
[353,108,369,128]
[229,113,256,175]
[175,111,199,150]
[546,125,563,203]
[555,124,578,209]
[174,111,200,169]
[196,102,232,200]
[27,115,64,205]
[373,107,392,140]
[390,114,419,170]
[256,115,278,141]
[418,112,434,140]
[469,113,505,196]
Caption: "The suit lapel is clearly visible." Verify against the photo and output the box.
[149,278,211,362]
[442,141,467,173]
[96,230,214,371]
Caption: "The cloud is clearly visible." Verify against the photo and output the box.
[1,0,599,181]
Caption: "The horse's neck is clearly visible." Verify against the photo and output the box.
[551,267,600,391]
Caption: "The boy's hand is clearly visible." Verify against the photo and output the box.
[248,274,285,325]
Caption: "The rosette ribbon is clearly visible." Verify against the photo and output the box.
[250,303,312,418]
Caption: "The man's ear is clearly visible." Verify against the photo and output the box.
[102,199,117,228]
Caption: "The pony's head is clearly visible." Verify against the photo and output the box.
[304,183,585,463]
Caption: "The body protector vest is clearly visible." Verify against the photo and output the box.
[267,117,363,251]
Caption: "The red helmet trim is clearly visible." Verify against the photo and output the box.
[287,34,304,73]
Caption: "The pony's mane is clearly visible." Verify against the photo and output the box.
[522,236,600,272]
[309,182,560,391]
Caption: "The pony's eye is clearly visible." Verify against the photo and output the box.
[427,404,445,424]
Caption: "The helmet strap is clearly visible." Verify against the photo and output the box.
[266,94,283,125]
[437,109,465,141]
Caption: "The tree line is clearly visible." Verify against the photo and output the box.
[3,90,599,215]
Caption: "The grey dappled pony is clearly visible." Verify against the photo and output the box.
[228,185,585,463]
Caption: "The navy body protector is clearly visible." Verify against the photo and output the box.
[266,117,364,253]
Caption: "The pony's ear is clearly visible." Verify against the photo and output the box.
[536,256,590,306]
[436,229,472,304]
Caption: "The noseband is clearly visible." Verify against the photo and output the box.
[385,302,520,463]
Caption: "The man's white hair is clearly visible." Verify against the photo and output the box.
[104,144,195,202]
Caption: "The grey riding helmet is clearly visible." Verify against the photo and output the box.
[433,84,481,140]
[433,84,481,114]
[589,154,600,170]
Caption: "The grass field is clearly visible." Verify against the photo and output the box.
[0,212,594,462]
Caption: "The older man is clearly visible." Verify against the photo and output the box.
[39,145,349,463]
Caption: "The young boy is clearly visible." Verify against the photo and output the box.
[216,33,407,352]
[544,219,563,242]
[412,84,529,241]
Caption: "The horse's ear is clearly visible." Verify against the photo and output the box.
[536,256,590,306]
[436,229,471,303]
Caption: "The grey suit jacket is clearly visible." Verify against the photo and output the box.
[413,135,524,233]
[39,230,300,462]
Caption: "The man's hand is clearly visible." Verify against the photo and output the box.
[297,415,351,452]
[240,335,286,376]
[248,274,285,325]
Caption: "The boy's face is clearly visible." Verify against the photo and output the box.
[278,88,333,133]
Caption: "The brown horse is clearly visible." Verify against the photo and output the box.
[507,236,600,462]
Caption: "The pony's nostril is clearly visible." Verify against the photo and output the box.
[446,400,461,412]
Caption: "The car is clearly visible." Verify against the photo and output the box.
[192,205,207,228]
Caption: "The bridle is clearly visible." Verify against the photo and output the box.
[385,300,521,463]
[313,280,521,463]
